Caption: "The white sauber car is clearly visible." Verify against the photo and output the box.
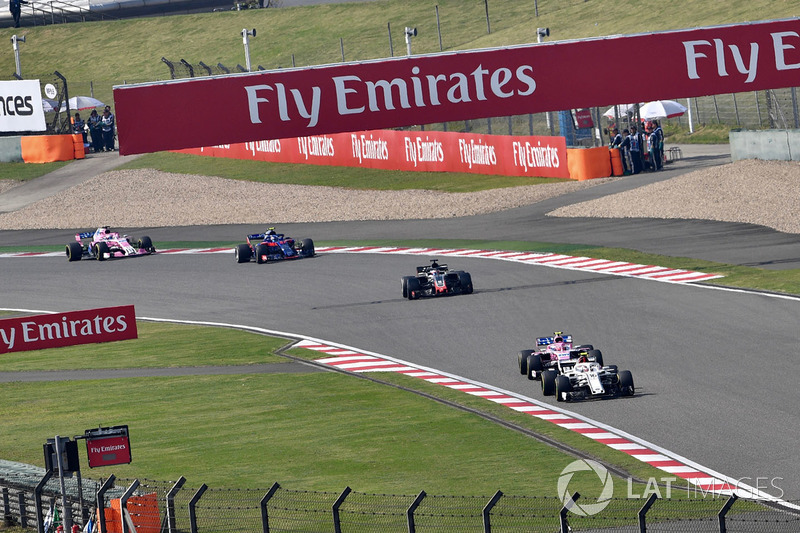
[541,356,635,402]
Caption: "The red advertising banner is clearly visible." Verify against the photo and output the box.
[86,435,132,468]
[115,19,800,155]
[177,129,569,178]
[0,305,138,354]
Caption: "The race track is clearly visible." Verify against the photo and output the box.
[2,248,799,500]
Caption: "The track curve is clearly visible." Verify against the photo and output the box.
[2,249,799,499]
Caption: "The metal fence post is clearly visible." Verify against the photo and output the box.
[332,486,351,533]
[732,93,740,125]
[717,494,737,533]
[18,492,27,528]
[638,493,658,533]
[791,87,799,128]
[2,487,10,526]
[161,57,175,79]
[188,484,207,533]
[166,476,185,533]
[34,471,53,533]
[482,490,503,533]
[95,475,115,533]
[406,490,425,533]
[119,479,140,533]
[259,482,280,533]
[559,492,579,533]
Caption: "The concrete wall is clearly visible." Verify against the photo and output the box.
[0,136,23,163]
[729,129,800,161]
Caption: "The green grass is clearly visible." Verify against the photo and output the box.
[0,321,668,497]
[119,152,564,191]
[0,161,71,182]
[0,322,288,371]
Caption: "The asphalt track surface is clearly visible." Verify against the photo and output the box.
[2,145,800,500]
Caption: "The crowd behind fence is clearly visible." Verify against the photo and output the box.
[2,470,800,533]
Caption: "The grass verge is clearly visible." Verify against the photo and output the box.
[0,161,71,182]
[1,321,668,498]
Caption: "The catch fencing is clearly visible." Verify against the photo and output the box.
[2,470,800,533]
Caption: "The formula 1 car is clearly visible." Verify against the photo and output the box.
[401,260,473,300]
[543,359,635,402]
[66,226,156,261]
[517,332,601,380]
[235,228,315,264]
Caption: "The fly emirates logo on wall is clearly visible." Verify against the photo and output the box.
[245,63,537,131]
[0,305,138,354]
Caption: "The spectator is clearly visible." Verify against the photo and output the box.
[628,126,643,174]
[100,108,115,152]
[610,127,629,174]
[653,120,664,170]
[647,124,661,171]
[618,128,632,175]
[72,113,87,145]
[87,109,103,153]
[9,0,28,28]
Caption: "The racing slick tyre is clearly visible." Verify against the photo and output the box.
[301,238,315,257]
[406,277,422,300]
[138,236,154,252]
[527,353,543,381]
[256,244,269,264]
[555,375,572,402]
[541,370,557,396]
[402,276,414,299]
[587,349,603,367]
[235,244,251,263]
[618,370,635,396]
[94,241,109,261]
[518,350,534,375]
[457,272,473,294]
[66,242,83,262]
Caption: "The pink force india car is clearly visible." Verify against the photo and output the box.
[66,227,156,261]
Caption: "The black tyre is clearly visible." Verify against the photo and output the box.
[541,370,557,396]
[301,238,315,257]
[527,353,543,381]
[402,276,415,298]
[575,344,594,351]
[235,244,251,263]
[406,277,421,300]
[458,272,473,294]
[587,349,603,367]
[518,350,534,375]
[618,370,635,396]
[95,241,109,261]
[256,243,269,264]
[138,235,154,252]
[66,242,83,262]
[555,375,572,402]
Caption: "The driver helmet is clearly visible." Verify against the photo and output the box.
[578,354,588,363]
[553,336,563,344]
[265,227,276,235]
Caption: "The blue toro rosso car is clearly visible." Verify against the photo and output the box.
[235,228,315,264]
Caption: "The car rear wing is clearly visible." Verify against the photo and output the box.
[248,233,266,241]
[76,231,95,240]
[536,334,573,346]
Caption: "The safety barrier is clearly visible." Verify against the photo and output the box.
[0,134,79,163]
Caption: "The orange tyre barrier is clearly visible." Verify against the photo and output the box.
[20,134,76,163]
[72,133,86,159]
[566,146,613,181]
[609,148,623,176]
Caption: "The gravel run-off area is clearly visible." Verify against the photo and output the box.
[0,159,798,233]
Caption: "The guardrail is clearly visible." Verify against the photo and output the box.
[2,471,799,533]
